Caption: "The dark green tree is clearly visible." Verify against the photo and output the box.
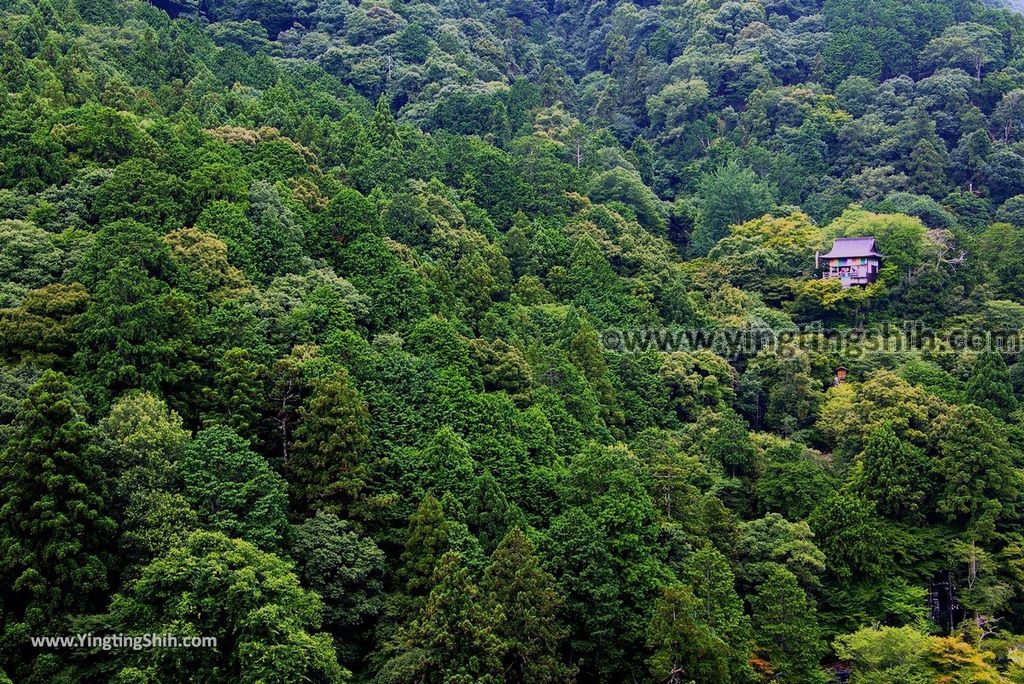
[375,552,503,684]
[178,425,290,551]
[293,512,386,663]
[202,347,267,444]
[808,492,887,581]
[289,367,372,517]
[966,352,1017,418]
[681,544,753,680]
[749,566,826,683]
[935,404,1021,527]
[482,527,573,683]
[311,187,377,259]
[647,583,731,684]
[74,261,197,407]
[397,495,451,601]
[0,371,115,679]
[853,423,930,521]
[691,161,774,256]
[247,180,305,281]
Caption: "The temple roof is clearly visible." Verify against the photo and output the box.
[821,237,881,259]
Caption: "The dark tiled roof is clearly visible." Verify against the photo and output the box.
[821,237,881,259]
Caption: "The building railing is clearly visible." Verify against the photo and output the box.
[822,267,876,285]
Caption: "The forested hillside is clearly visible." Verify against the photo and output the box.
[4,0,1024,681]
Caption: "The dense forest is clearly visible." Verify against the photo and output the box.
[5,0,1024,681]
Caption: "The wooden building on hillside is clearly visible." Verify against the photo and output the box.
[816,237,881,288]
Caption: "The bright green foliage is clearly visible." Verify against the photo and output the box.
[834,624,939,683]
[835,625,1005,683]
[709,213,826,292]
[106,531,347,683]
[543,508,630,679]
[920,23,1003,79]
[119,490,198,575]
[566,314,622,430]
[0,220,61,301]
[99,392,191,569]
[587,167,666,235]
[977,222,1024,300]
[825,209,927,286]
[0,282,89,366]
[99,392,187,501]
[737,513,826,593]
[369,96,399,149]
[817,370,944,462]
[952,539,1013,621]
[334,234,431,331]
[163,227,249,303]
[997,195,1024,228]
